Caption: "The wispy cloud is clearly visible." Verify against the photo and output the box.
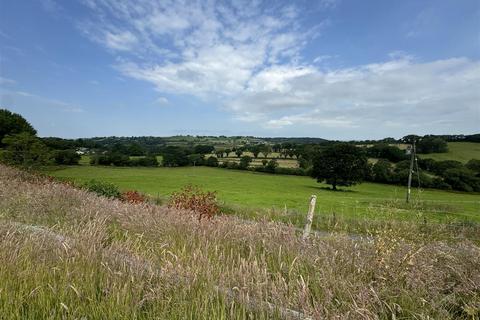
[0,77,16,85]
[155,96,169,106]
[77,0,479,133]
[1,90,84,113]
[80,0,326,90]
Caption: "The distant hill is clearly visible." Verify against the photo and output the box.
[262,137,329,144]
[418,142,480,163]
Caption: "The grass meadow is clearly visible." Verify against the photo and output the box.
[417,142,480,163]
[1,164,479,319]
[45,166,480,234]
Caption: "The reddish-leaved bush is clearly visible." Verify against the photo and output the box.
[168,185,220,220]
[121,190,146,204]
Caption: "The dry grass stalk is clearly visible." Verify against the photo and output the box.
[0,164,479,319]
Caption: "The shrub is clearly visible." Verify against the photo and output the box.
[136,155,159,167]
[431,177,452,190]
[168,185,220,220]
[264,159,278,173]
[432,160,463,176]
[226,161,239,170]
[205,156,219,167]
[110,153,130,166]
[82,179,120,198]
[418,158,437,172]
[298,156,311,169]
[121,190,146,203]
[371,159,393,183]
[443,168,480,192]
[417,136,448,153]
[239,156,252,169]
[54,149,80,165]
[466,159,480,174]
[162,146,190,167]
[367,144,406,162]
[274,167,307,176]
[187,153,204,166]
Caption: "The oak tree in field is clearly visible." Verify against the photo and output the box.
[311,143,368,190]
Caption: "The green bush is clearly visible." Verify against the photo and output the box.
[54,149,80,165]
[239,156,252,169]
[205,156,219,167]
[82,179,121,198]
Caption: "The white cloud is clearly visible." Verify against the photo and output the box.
[0,77,16,85]
[227,56,480,130]
[78,1,479,135]
[156,97,169,106]
[266,114,354,129]
[104,31,138,51]
[80,0,324,91]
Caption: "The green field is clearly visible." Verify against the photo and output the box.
[418,142,480,163]
[46,166,480,227]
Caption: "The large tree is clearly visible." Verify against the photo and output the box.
[0,109,36,147]
[311,143,368,190]
[1,132,51,167]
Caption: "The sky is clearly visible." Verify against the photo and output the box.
[0,0,479,140]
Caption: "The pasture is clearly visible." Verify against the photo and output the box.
[46,166,480,231]
[417,142,480,163]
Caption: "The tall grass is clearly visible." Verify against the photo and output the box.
[0,164,479,319]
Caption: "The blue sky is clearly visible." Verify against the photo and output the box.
[0,0,479,139]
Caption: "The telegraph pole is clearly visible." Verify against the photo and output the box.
[406,139,416,203]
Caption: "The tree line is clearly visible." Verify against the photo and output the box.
[1,108,479,193]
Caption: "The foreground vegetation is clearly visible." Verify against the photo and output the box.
[1,164,479,319]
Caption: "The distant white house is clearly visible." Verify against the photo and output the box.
[76,147,89,155]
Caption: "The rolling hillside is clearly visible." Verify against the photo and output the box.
[418,142,480,163]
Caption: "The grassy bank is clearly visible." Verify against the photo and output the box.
[1,164,479,319]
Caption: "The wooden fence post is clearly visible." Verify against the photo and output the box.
[302,195,317,241]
